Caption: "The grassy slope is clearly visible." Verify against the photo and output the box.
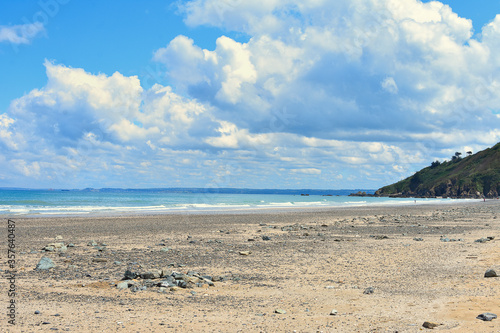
[376,142,500,197]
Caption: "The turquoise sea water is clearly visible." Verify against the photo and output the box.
[0,188,479,217]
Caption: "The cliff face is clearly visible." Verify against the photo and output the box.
[375,142,500,198]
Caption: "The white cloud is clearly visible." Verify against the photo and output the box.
[290,168,321,175]
[0,22,45,44]
[381,77,398,94]
[3,0,500,189]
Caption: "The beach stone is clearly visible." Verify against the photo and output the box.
[239,251,251,256]
[274,309,286,314]
[476,313,497,321]
[330,309,338,316]
[262,236,271,241]
[363,287,375,295]
[370,235,388,240]
[141,270,162,279]
[422,321,440,329]
[87,240,98,246]
[116,281,129,290]
[92,258,108,263]
[474,237,489,243]
[484,269,498,278]
[67,243,75,247]
[123,270,137,280]
[55,235,63,240]
[36,257,55,270]
[159,279,176,288]
[413,237,424,241]
[160,247,170,252]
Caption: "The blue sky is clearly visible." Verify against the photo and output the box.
[1,0,500,189]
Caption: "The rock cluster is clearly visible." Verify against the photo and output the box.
[117,269,223,292]
[439,235,463,242]
[474,236,495,243]
[87,240,107,251]
[42,242,68,253]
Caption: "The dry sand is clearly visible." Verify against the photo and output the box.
[1,201,499,332]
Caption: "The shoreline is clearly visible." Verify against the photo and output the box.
[3,197,487,219]
[7,201,499,332]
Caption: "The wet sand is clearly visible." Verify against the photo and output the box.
[2,201,499,332]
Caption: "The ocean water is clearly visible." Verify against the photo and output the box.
[0,188,478,217]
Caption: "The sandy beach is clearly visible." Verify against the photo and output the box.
[2,201,499,332]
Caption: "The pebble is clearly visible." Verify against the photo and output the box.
[363,287,374,295]
[262,236,271,241]
[422,321,440,329]
[274,309,286,314]
[329,309,338,315]
[239,251,251,255]
[370,235,389,240]
[476,313,497,321]
[35,310,41,314]
[484,269,498,278]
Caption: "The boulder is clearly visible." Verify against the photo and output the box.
[35,257,55,270]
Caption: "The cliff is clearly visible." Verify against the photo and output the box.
[375,142,500,198]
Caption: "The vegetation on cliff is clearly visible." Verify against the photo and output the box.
[375,142,500,198]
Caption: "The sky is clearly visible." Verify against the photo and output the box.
[1,0,500,190]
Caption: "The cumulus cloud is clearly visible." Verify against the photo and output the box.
[3,0,500,189]
[0,22,45,44]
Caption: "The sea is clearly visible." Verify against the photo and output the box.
[0,188,479,217]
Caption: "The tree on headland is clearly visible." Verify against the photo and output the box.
[452,152,462,161]
[467,151,472,156]
[431,160,441,168]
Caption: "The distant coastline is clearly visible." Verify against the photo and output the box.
[0,187,377,196]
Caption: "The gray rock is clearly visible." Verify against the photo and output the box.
[274,309,286,314]
[476,313,497,321]
[36,257,55,270]
[123,270,137,280]
[330,309,338,315]
[484,269,498,278]
[262,236,271,241]
[413,237,424,241]
[160,247,170,252]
